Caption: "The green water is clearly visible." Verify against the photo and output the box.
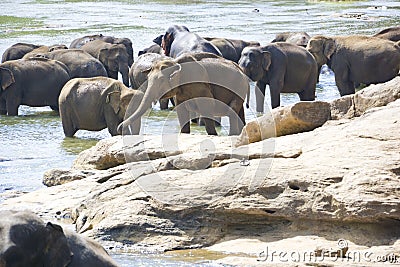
[0,0,399,266]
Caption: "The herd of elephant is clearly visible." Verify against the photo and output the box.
[0,25,399,137]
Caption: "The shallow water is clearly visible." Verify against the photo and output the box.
[0,0,399,266]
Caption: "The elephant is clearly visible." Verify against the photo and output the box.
[306,35,400,96]
[1,42,42,62]
[0,57,70,115]
[59,76,143,137]
[22,44,68,59]
[239,43,318,111]
[204,37,260,63]
[161,25,222,58]
[43,49,108,79]
[118,53,248,136]
[129,52,173,109]
[69,34,134,67]
[138,35,164,56]
[0,210,118,267]
[81,39,130,87]
[373,26,400,42]
[271,32,311,47]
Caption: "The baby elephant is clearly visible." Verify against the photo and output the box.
[239,43,318,111]
[59,77,143,137]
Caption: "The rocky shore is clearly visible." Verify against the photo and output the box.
[1,77,400,266]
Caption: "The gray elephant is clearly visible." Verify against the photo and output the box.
[81,39,130,87]
[118,53,248,136]
[239,43,317,111]
[69,34,134,67]
[129,52,173,109]
[1,42,42,62]
[161,25,222,58]
[306,35,400,96]
[44,49,108,79]
[0,210,118,267]
[22,44,68,58]
[204,37,260,63]
[271,32,311,47]
[59,76,143,137]
[138,35,164,56]
[0,57,70,115]
[373,26,400,42]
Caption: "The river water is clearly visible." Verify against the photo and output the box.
[0,0,399,266]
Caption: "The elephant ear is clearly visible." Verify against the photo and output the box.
[323,38,336,60]
[43,222,72,267]
[0,67,15,90]
[261,51,272,71]
[98,48,109,66]
[105,83,122,114]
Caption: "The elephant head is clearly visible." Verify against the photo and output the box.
[112,37,134,67]
[117,55,211,134]
[99,44,130,87]
[238,46,271,82]
[0,66,15,90]
[306,36,335,69]
[104,80,143,135]
[161,25,190,56]
[0,210,72,267]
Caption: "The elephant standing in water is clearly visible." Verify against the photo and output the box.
[81,40,130,86]
[239,43,317,111]
[373,26,400,42]
[271,32,311,47]
[129,52,173,110]
[0,57,70,115]
[69,34,134,67]
[161,25,222,57]
[306,35,400,96]
[118,53,249,136]
[59,77,143,137]
[204,37,260,63]
[0,210,118,267]
[1,42,42,62]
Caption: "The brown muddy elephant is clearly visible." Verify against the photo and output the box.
[1,42,42,62]
[118,53,248,136]
[59,77,143,137]
[0,210,118,267]
[204,37,260,63]
[22,44,68,59]
[373,26,400,42]
[81,39,130,87]
[271,32,311,47]
[306,35,400,96]
[129,52,173,109]
[69,34,134,67]
[239,43,317,111]
[44,49,108,79]
[0,57,70,115]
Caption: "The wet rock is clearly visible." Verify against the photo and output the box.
[236,101,331,146]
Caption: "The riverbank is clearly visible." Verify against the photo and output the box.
[1,77,400,266]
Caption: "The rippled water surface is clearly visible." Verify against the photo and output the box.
[0,0,399,266]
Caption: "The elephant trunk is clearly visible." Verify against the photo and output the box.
[120,65,130,87]
[117,79,160,134]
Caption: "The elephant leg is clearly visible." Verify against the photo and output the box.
[202,117,217,135]
[61,112,77,137]
[334,70,355,96]
[255,81,266,113]
[104,112,121,136]
[176,104,190,134]
[269,79,284,109]
[50,105,59,112]
[6,98,19,116]
[159,98,169,110]
[0,99,6,115]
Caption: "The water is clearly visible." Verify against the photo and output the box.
[0,0,399,265]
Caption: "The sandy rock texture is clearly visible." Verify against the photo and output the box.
[1,78,400,266]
